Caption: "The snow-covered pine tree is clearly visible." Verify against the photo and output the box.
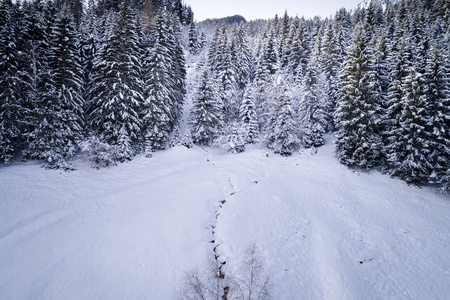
[278,10,290,62]
[218,122,246,153]
[212,26,239,123]
[252,60,273,131]
[207,26,221,70]
[18,0,49,140]
[334,24,384,169]
[89,3,144,162]
[298,60,327,149]
[423,39,450,187]
[365,27,389,166]
[387,67,433,185]
[141,10,175,155]
[26,10,85,169]
[0,0,23,162]
[188,21,199,55]
[384,34,412,146]
[265,82,299,156]
[79,0,101,116]
[332,8,351,72]
[289,17,311,81]
[306,22,334,133]
[319,19,342,132]
[280,15,295,73]
[231,24,252,91]
[239,86,259,144]
[262,23,279,75]
[168,13,186,134]
[189,68,224,145]
[199,32,207,52]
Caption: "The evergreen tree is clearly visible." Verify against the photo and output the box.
[387,67,433,184]
[0,0,23,162]
[332,8,351,75]
[19,0,48,140]
[290,17,311,80]
[207,26,221,70]
[252,62,273,131]
[239,86,259,144]
[319,20,340,131]
[265,83,299,156]
[423,40,450,187]
[334,25,383,169]
[231,25,252,90]
[278,10,290,64]
[79,0,101,116]
[141,10,175,155]
[218,122,246,153]
[212,26,238,123]
[26,12,84,169]
[367,28,389,165]
[169,14,186,132]
[189,68,223,145]
[89,4,144,161]
[188,21,199,55]
[262,24,279,75]
[298,63,328,149]
[384,34,414,169]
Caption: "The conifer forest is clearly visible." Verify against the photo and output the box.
[0,0,449,192]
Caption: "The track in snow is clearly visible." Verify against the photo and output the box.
[1,136,449,299]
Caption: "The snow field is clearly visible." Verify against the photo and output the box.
[0,136,449,299]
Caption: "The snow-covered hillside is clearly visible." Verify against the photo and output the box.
[1,136,449,299]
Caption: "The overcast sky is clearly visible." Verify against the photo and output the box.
[184,0,364,22]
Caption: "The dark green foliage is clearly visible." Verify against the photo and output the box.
[189,68,223,145]
[89,5,144,161]
[335,25,384,169]
[141,10,177,154]
[0,0,23,162]
[26,13,85,168]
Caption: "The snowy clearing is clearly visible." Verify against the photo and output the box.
[1,136,449,299]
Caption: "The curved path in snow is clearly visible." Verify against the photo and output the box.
[0,137,449,299]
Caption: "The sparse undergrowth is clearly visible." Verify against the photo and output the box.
[178,244,271,300]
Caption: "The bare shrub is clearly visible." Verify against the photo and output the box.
[178,256,234,300]
[232,244,271,300]
[178,244,271,300]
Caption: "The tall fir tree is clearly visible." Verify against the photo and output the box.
[265,82,299,156]
[298,62,328,149]
[89,3,144,161]
[141,10,175,154]
[239,85,259,144]
[367,27,389,166]
[334,25,384,169]
[169,13,186,133]
[231,24,252,91]
[188,21,199,55]
[262,23,279,75]
[386,67,433,184]
[0,0,23,162]
[189,68,224,145]
[423,39,450,188]
[26,11,84,169]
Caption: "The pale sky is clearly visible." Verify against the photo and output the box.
[184,0,364,22]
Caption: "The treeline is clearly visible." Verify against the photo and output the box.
[186,0,449,191]
[0,0,448,191]
[0,0,189,169]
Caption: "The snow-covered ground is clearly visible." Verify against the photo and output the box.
[1,136,449,299]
